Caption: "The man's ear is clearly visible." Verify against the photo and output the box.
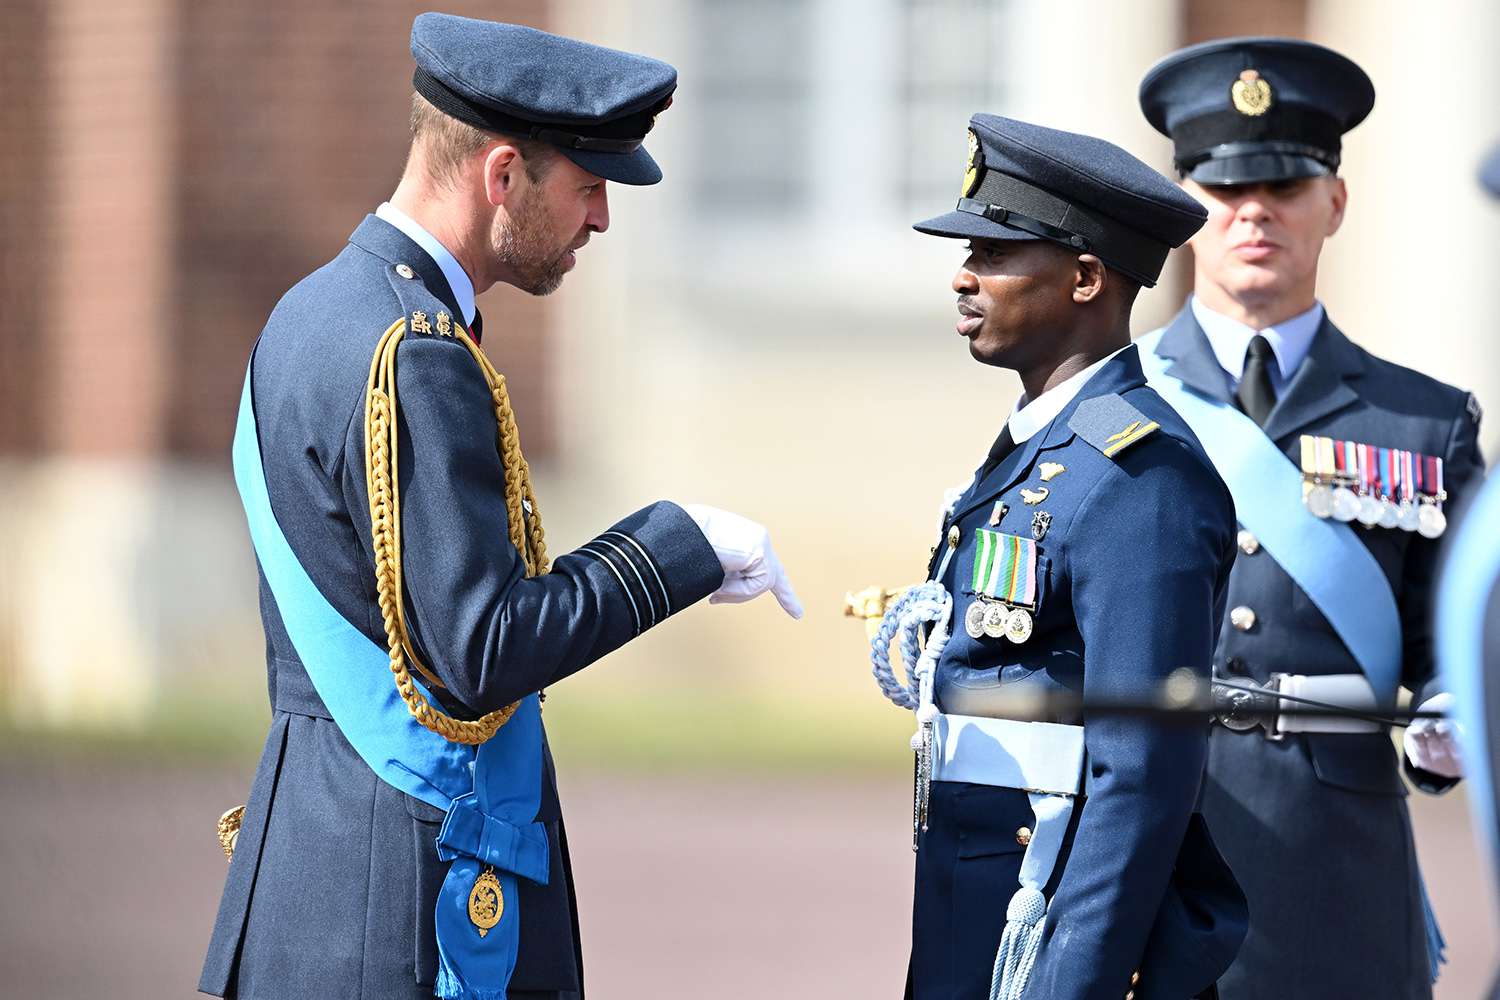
[1073,253,1107,304]
[1324,175,1348,238]
[483,143,524,208]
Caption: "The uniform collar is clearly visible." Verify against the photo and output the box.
[1189,295,1324,387]
[1007,343,1132,444]
[375,202,477,326]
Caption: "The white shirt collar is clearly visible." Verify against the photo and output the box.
[1190,295,1324,389]
[375,202,476,325]
[1007,344,1132,444]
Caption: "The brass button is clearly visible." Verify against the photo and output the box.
[395,263,415,279]
[1237,530,1259,555]
[1230,605,1257,632]
[947,525,961,548]
[1124,992,1134,1000]
[1015,826,1032,847]
[1130,970,1140,985]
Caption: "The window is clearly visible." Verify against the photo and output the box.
[900,0,1012,214]
[693,0,815,213]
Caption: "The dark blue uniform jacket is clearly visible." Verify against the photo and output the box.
[911,345,1247,1000]
[199,216,723,999]
[1151,305,1484,1000]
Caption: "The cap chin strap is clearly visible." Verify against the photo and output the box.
[954,169,1170,287]
[957,198,1091,251]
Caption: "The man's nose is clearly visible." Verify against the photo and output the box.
[953,264,979,295]
[587,184,610,234]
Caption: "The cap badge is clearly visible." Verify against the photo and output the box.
[962,128,982,197]
[1231,69,1273,117]
[649,94,674,134]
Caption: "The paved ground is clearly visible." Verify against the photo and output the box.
[0,758,1493,998]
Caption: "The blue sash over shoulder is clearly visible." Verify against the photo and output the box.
[233,360,547,1000]
[1136,328,1402,704]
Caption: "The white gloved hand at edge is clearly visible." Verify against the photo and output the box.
[1403,692,1463,779]
[682,504,803,619]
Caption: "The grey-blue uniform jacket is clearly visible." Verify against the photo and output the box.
[1150,305,1484,1000]
[909,345,1247,1000]
[199,215,724,999]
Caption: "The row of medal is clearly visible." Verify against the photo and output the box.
[962,527,1037,643]
[1298,435,1447,539]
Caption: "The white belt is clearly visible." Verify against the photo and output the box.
[933,713,1086,794]
[1273,672,1381,734]
[1217,672,1381,736]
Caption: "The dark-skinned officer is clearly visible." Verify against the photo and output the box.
[884,113,1247,1000]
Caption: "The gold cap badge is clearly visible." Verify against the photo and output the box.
[962,128,982,197]
[1231,69,1273,117]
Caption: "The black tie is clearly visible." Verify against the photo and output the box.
[1237,335,1277,427]
[469,309,484,344]
[979,424,1017,480]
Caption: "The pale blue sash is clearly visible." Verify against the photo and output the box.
[1136,329,1402,704]
[233,361,547,999]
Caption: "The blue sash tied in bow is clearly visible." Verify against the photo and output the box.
[232,361,548,999]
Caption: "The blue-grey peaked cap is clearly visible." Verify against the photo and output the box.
[411,13,678,185]
[914,114,1208,287]
[1139,37,1374,186]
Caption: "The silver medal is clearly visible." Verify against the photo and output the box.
[1398,501,1421,533]
[1356,495,1383,526]
[1305,484,1333,519]
[1417,504,1447,539]
[981,602,1009,639]
[1331,486,1360,523]
[964,600,987,639]
[1004,607,1034,644]
[1378,501,1400,530]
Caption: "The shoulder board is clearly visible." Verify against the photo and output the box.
[1069,394,1160,460]
[382,261,460,340]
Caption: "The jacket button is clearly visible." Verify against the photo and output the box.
[1237,530,1260,555]
[1015,826,1032,847]
[947,525,961,548]
[395,263,415,279]
[1131,970,1141,985]
[1230,606,1257,632]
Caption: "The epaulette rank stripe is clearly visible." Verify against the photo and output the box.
[1102,420,1160,457]
[1069,393,1160,460]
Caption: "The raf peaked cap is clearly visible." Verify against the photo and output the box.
[913,114,1207,288]
[1140,36,1374,186]
[410,13,677,185]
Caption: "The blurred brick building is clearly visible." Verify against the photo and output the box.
[0,0,556,722]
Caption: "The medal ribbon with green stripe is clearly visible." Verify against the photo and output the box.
[971,528,1038,608]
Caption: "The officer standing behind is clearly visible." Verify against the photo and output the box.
[200,15,800,1000]
[896,114,1246,1000]
[1138,37,1485,999]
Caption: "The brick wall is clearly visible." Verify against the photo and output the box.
[0,0,556,462]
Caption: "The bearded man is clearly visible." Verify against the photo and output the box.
[200,15,800,1000]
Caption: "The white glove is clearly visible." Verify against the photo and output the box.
[1403,692,1463,779]
[682,504,803,619]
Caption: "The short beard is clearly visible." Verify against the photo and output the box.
[492,193,571,296]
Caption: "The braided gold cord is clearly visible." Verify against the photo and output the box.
[364,318,543,744]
